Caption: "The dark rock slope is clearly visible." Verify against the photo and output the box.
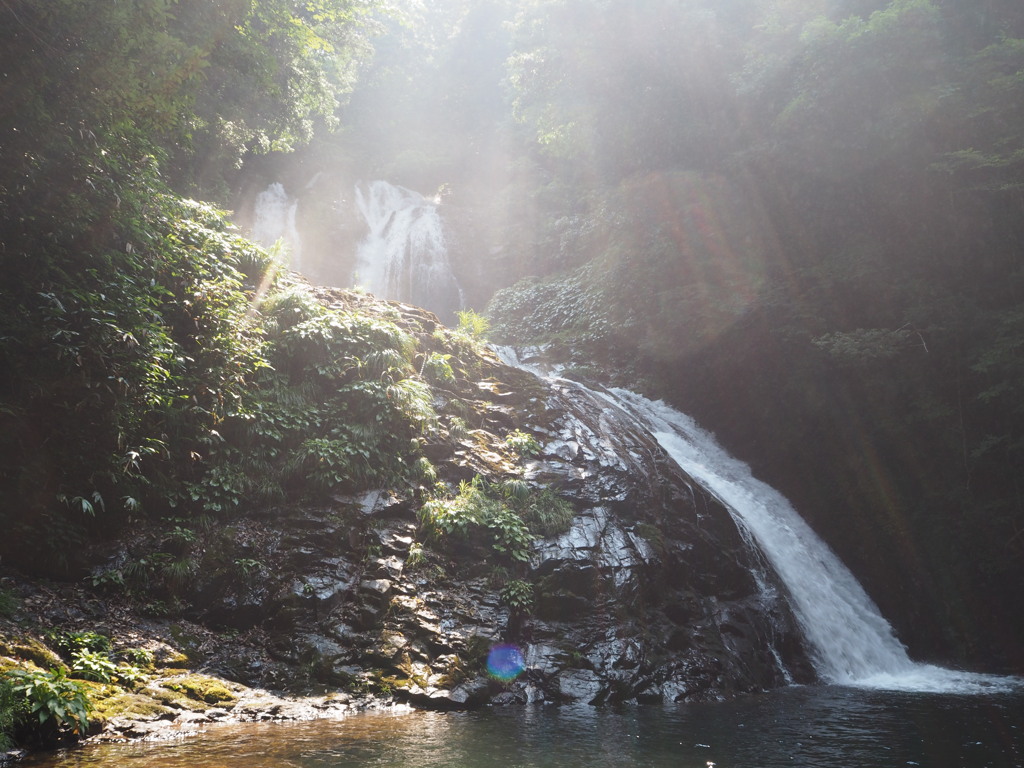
[177,294,814,707]
[1,291,815,749]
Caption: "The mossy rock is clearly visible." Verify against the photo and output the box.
[144,684,195,710]
[162,675,237,705]
[154,650,191,668]
[0,635,62,668]
[90,690,172,722]
[166,626,204,665]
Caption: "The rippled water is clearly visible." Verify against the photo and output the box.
[21,686,1024,768]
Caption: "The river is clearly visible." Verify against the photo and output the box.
[20,686,1024,768]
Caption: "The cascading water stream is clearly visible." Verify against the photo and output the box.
[604,387,1023,693]
[353,180,464,322]
[497,349,1020,694]
[250,182,302,270]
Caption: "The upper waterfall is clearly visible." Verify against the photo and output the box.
[250,182,302,270]
[353,180,464,322]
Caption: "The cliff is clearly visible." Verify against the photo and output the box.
[0,288,812,750]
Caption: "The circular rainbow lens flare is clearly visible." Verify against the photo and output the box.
[486,644,526,681]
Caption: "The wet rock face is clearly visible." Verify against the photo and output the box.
[183,355,814,708]
[510,379,815,703]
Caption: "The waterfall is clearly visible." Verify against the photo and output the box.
[610,388,1024,693]
[352,180,464,322]
[251,182,302,270]
[496,348,1020,694]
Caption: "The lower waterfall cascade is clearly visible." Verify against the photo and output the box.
[495,355,1022,696]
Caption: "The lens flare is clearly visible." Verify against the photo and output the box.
[486,644,526,681]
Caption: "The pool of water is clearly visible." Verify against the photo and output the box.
[20,686,1024,768]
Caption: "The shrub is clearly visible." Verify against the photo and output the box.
[501,579,535,613]
[70,650,119,684]
[3,667,92,741]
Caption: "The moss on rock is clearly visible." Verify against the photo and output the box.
[162,674,237,705]
[0,635,62,669]
[89,690,172,722]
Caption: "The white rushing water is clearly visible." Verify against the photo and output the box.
[602,387,1021,694]
[495,347,1020,694]
[250,182,302,270]
[353,180,464,321]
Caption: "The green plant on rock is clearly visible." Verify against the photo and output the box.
[405,542,426,568]
[3,667,92,739]
[122,551,196,596]
[89,567,126,591]
[500,579,535,613]
[119,648,155,669]
[234,241,284,292]
[515,487,575,538]
[503,429,541,458]
[260,283,325,332]
[419,475,542,563]
[291,436,372,493]
[412,456,438,485]
[0,675,25,751]
[0,588,19,618]
[113,663,148,687]
[488,508,534,563]
[180,461,250,515]
[234,558,264,580]
[420,351,455,383]
[491,479,573,538]
[70,650,119,684]
[46,630,112,660]
[419,476,497,538]
[447,415,470,439]
[456,309,490,341]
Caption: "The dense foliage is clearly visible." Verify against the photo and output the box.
[0,0,387,570]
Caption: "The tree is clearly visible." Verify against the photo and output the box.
[0,0,382,569]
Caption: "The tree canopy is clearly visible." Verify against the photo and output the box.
[0,0,385,566]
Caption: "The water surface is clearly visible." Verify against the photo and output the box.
[22,686,1024,768]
